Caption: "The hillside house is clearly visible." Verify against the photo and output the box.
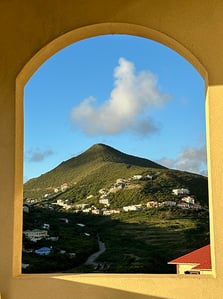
[23,229,48,241]
[172,188,190,196]
[123,204,142,212]
[35,247,51,256]
[146,201,158,208]
[181,196,195,204]
[177,202,190,209]
[82,208,91,213]
[99,198,110,205]
[168,244,211,275]
[61,183,68,192]
[103,209,120,216]
[132,175,143,180]
[109,182,126,193]
[162,201,176,207]
[98,188,106,195]
[55,199,72,210]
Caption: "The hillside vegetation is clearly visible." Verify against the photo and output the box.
[24,144,208,208]
[24,144,165,194]
[23,144,209,273]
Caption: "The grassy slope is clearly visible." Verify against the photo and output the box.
[24,143,166,198]
[24,144,208,208]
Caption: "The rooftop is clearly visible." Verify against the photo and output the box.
[168,244,211,270]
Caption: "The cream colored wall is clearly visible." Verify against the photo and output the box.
[200,270,212,275]
[0,1,223,298]
[178,264,196,275]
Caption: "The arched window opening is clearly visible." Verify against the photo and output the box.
[22,34,209,274]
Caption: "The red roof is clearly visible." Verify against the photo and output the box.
[168,244,211,270]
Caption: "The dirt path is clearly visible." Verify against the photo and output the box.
[85,234,106,267]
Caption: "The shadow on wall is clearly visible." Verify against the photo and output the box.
[11,276,170,299]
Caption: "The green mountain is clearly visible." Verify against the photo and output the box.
[24,144,165,194]
[24,143,208,207]
[23,144,209,274]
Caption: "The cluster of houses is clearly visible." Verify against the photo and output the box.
[26,178,203,216]
[70,185,202,215]
[147,188,202,210]
[24,177,204,219]
[22,218,85,269]
[22,178,206,273]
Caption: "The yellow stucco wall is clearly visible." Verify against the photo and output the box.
[178,264,196,275]
[1,1,223,298]
[177,264,212,275]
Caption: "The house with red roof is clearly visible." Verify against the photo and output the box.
[168,244,212,275]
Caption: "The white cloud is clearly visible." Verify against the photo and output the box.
[70,57,172,136]
[157,146,207,175]
[26,149,54,162]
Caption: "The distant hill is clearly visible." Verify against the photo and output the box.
[24,143,208,206]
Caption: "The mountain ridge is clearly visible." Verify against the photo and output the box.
[24,144,208,205]
[25,143,166,188]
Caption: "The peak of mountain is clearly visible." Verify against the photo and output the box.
[24,143,166,196]
[24,143,208,208]
[77,143,166,169]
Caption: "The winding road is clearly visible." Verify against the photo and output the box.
[85,234,106,267]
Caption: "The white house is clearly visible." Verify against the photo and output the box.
[92,209,100,215]
[23,229,48,241]
[55,199,72,210]
[181,196,195,204]
[172,188,190,196]
[123,204,142,212]
[99,198,110,205]
[103,209,120,216]
[82,208,91,213]
[61,183,68,192]
[132,175,143,180]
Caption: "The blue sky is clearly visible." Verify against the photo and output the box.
[24,34,207,182]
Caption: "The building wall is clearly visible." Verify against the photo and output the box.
[178,264,198,275]
[0,1,223,298]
